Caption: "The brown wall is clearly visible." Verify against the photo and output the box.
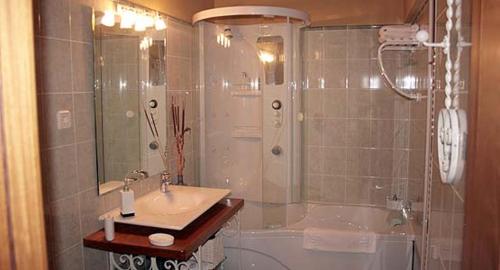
[213,0,405,26]
[463,0,500,269]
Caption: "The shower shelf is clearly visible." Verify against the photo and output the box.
[230,90,262,97]
[231,126,262,139]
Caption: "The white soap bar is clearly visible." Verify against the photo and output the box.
[149,233,174,247]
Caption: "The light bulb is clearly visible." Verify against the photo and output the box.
[144,15,155,28]
[134,15,146,32]
[155,17,167,30]
[259,51,275,63]
[101,10,115,27]
[120,9,136,29]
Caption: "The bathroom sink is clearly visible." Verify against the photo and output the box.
[104,185,231,230]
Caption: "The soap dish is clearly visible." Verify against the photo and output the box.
[149,233,174,247]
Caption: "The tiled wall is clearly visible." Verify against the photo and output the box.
[302,26,427,207]
[33,0,196,268]
[164,19,198,185]
[427,0,471,269]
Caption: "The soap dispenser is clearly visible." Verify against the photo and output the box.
[120,177,136,217]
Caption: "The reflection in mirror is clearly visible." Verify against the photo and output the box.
[94,10,168,195]
[257,36,284,85]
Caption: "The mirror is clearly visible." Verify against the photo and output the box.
[93,10,168,194]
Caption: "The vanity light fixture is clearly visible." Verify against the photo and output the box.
[100,10,116,27]
[155,14,167,30]
[119,7,136,29]
[134,14,147,31]
[99,3,166,32]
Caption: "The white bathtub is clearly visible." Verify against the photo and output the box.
[222,204,416,270]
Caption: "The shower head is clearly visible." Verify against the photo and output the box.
[224,27,233,39]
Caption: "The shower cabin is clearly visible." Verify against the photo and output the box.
[190,1,469,269]
[194,7,307,230]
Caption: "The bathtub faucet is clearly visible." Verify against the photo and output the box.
[401,200,412,220]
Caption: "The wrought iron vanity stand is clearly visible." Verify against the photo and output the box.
[107,212,241,270]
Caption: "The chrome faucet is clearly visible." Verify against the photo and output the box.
[160,171,172,193]
[129,170,149,178]
[122,170,148,191]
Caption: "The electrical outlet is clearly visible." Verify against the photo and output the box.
[56,110,72,130]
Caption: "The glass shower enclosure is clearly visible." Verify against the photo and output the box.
[194,15,306,230]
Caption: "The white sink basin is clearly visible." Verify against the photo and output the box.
[104,185,231,230]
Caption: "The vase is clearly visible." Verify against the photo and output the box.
[177,175,185,185]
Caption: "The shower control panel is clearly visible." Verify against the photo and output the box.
[272,100,282,110]
[272,99,282,128]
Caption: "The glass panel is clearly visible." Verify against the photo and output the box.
[197,22,302,230]
[257,36,284,85]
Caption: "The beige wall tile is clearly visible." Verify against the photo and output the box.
[324,29,347,59]
[371,119,394,148]
[54,244,83,270]
[79,188,105,236]
[70,0,94,43]
[346,148,371,176]
[307,146,324,174]
[41,146,78,201]
[370,149,394,177]
[371,90,395,119]
[167,56,191,90]
[305,174,322,201]
[74,93,95,142]
[346,119,371,147]
[305,119,323,145]
[304,89,323,118]
[303,30,323,60]
[84,247,108,270]
[167,19,193,58]
[323,59,347,88]
[323,147,347,175]
[40,94,75,147]
[348,59,371,89]
[321,176,346,203]
[345,177,370,204]
[323,89,347,118]
[71,42,94,92]
[34,0,71,39]
[49,196,81,254]
[323,119,346,147]
[347,89,371,118]
[38,38,72,93]
[77,141,97,191]
[303,60,323,89]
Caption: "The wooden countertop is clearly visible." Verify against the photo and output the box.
[83,198,243,260]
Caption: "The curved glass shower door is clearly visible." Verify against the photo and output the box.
[195,20,304,230]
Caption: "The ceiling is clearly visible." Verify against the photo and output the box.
[136,0,419,26]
